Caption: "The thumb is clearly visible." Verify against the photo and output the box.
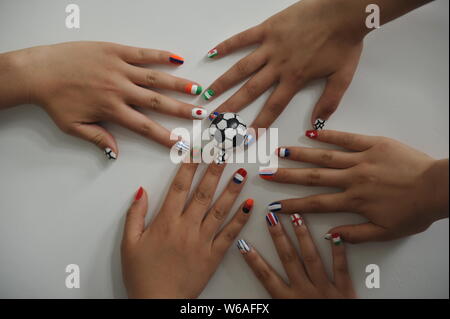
[327,223,389,244]
[123,187,148,247]
[70,123,118,160]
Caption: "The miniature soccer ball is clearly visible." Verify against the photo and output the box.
[209,112,247,150]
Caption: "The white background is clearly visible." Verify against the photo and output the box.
[0,0,448,298]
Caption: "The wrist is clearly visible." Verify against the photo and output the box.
[422,159,449,222]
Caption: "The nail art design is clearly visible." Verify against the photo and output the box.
[290,213,303,227]
[207,48,218,58]
[259,168,275,180]
[192,107,207,120]
[209,111,219,121]
[325,233,342,245]
[277,147,290,158]
[185,84,202,95]
[175,140,190,153]
[244,134,254,146]
[135,187,144,201]
[233,168,247,184]
[237,239,251,254]
[314,118,326,130]
[266,212,279,226]
[243,198,254,213]
[169,54,184,65]
[203,89,215,101]
[268,201,282,212]
[324,233,332,240]
[305,130,318,139]
[215,149,228,164]
[104,148,117,160]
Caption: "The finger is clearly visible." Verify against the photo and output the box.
[265,212,310,286]
[122,187,148,247]
[328,223,390,244]
[126,85,207,120]
[289,214,329,287]
[259,167,350,188]
[305,130,380,152]
[183,163,226,222]
[238,241,291,298]
[117,45,185,66]
[267,193,350,215]
[127,66,203,96]
[68,123,118,160]
[212,198,254,255]
[202,168,248,239]
[326,233,355,294]
[203,50,267,101]
[207,25,265,59]
[276,146,360,169]
[211,66,277,113]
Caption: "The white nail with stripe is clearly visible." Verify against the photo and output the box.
[290,213,303,227]
[175,141,190,152]
[237,239,251,253]
[104,148,117,160]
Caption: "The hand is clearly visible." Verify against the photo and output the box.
[14,41,206,159]
[238,214,356,298]
[260,130,449,243]
[121,163,253,298]
[203,0,363,136]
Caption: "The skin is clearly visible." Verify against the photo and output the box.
[264,130,449,243]
[0,41,203,156]
[121,162,253,298]
[205,0,433,137]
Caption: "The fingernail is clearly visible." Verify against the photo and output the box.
[192,107,207,120]
[135,187,144,201]
[259,168,275,180]
[233,168,247,184]
[244,134,254,146]
[305,130,318,139]
[266,212,279,226]
[175,140,190,153]
[104,147,117,160]
[314,118,326,130]
[215,150,228,165]
[207,48,218,58]
[325,233,343,245]
[169,54,184,65]
[277,147,290,158]
[203,89,215,101]
[236,239,251,254]
[209,111,219,121]
[243,198,254,213]
[290,213,304,227]
[268,201,282,212]
[185,83,202,95]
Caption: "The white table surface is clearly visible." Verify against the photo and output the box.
[0,0,448,299]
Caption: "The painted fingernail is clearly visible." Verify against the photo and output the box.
[268,201,282,212]
[209,111,219,121]
[215,150,228,165]
[104,147,117,160]
[305,130,318,139]
[314,118,326,130]
[169,54,184,65]
[290,213,304,227]
[259,168,275,180]
[237,239,251,254]
[175,140,190,153]
[266,212,279,226]
[233,168,247,184]
[192,107,207,120]
[277,147,290,158]
[325,233,343,245]
[135,187,144,201]
[243,198,254,213]
[207,48,218,58]
[203,89,215,101]
[244,134,254,146]
[185,83,202,95]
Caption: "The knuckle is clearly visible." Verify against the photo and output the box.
[236,32,248,44]
[91,132,104,146]
[137,48,147,60]
[308,199,324,212]
[340,134,356,148]
[255,268,272,282]
[302,253,319,265]
[224,230,238,243]
[266,102,283,117]
[145,70,158,87]
[139,122,153,137]
[193,188,211,206]
[305,169,321,186]
[171,179,189,194]
[147,95,161,110]
[209,164,223,177]
[319,151,334,165]
[243,82,259,98]
[211,207,227,221]
[235,59,249,76]
[280,251,296,264]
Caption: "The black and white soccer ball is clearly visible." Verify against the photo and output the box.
[209,112,247,150]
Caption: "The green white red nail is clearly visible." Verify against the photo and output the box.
[207,48,218,58]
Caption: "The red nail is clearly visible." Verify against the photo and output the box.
[243,198,254,213]
[305,130,318,139]
[169,54,184,65]
[135,187,144,201]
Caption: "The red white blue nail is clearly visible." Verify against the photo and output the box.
[233,168,247,184]
[325,233,343,245]
[192,107,207,119]
[314,118,326,130]
[266,212,279,226]
[242,198,254,214]
[104,147,117,160]
[244,134,254,146]
[290,213,303,227]
[306,130,318,139]
[209,111,219,121]
[268,201,282,212]
[259,168,276,180]
[169,54,184,65]
[277,147,290,158]
[237,239,251,254]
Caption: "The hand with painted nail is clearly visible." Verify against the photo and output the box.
[238,214,356,298]
[121,164,253,298]
[0,42,206,160]
[261,130,449,243]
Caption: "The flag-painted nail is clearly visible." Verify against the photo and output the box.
[266,212,279,226]
[290,213,303,227]
[209,111,219,121]
[277,147,290,158]
[215,150,228,164]
[175,140,190,153]
[233,168,247,184]
[104,147,117,160]
[169,54,184,65]
[192,107,207,120]
[243,198,254,213]
[237,239,251,254]
[244,134,254,146]
[268,201,282,212]
[325,233,342,245]
[259,168,275,180]
[203,89,215,100]
[314,118,326,130]
[185,84,202,95]
[135,187,144,201]
[306,130,318,139]
[207,48,218,58]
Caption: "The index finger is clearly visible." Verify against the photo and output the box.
[117,44,185,66]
